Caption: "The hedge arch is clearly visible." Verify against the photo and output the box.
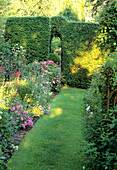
[5,16,106,88]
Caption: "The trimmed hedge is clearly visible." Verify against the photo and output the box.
[5,16,107,88]
[51,17,102,88]
[5,17,50,63]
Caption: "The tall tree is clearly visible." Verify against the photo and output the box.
[2,0,86,21]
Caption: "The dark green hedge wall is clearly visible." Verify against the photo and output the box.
[51,17,99,88]
[5,16,100,88]
[5,17,50,63]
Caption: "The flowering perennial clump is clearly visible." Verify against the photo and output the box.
[10,100,33,129]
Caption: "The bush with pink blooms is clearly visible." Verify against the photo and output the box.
[9,99,33,130]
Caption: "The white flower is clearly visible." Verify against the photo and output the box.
[90,112,93,115]
[83,166,85,169]
[86,106,90,111]
[0,116,2,120]
[15,145,19,150]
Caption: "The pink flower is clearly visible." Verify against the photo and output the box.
[21,117,24,121]
[22,124,26,129]
[13,122,17,125]
[10,107,15,111]
[16,105,21,110]
[15,71,21,76]
[10,115,13,119]
[15,110,18,113]
[5,139,7,141]
[30,122,33,126]
[48,105,51,109]
[22,109,25,113]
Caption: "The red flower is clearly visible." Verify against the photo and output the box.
[15,71,21,76]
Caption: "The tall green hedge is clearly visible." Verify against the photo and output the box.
[5,17,50,63]
[51,17,101,88]
[5,16,106,88]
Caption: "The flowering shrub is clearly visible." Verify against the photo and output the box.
[40,60,61,92]
[0,44,26,82]
[9,99,33,130]
[82,52,117,169]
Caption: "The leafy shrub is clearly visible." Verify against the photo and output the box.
[0,109,15,151]
[0,145,6,169]
[0,43,27,82]
[48,53,61,65]
[82,52,117,169]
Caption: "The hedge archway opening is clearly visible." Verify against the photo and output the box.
[50,26,63,70]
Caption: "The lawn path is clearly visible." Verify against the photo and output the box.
[9,87,86,170]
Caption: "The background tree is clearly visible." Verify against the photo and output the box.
[97,0,117,52]
[1,0,86,21]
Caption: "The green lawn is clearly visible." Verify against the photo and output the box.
[9,87,86,170]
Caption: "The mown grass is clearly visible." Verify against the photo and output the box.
[8,87,86,170]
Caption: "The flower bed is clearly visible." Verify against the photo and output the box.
[0,44,61,169]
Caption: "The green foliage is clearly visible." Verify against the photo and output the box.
[82,52,117,169]
[0,38,11,61]
[48,53,61,65]
[0,145,6,169]
[59,7,79,21]
[51,37,61,52]
[97,0,117,52]
[3,0,85,21]
[4,17,50,63]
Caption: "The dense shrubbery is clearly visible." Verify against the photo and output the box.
[48,53,61,65]
[97,0,117,52]
[82,52,117,169]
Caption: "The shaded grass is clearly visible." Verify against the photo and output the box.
[9,87,86,170]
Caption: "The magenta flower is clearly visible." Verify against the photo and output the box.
[10,115,13,119]
[22,124,26,129]
[15,110,18,113]
[10,107,15,111]
[16,105,21,110]
[21,117,24,121]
